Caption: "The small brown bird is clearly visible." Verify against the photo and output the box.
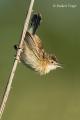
[14,13,61,75]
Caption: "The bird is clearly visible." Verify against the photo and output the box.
[14,13,61,75]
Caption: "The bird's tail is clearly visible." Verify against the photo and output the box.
[29,13,42,35]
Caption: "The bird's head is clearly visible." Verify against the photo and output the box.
[45,54,62,73]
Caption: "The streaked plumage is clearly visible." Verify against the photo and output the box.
[15,13,61,75]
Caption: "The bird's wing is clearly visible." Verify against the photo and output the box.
[24,32,44,60]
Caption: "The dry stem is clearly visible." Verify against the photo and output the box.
[0,0,35,119]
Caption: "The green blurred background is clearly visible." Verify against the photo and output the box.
[0,0,80,120]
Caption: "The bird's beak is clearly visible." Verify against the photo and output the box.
[55,62,63,69]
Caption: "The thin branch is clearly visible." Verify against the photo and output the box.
[0,0,35,119]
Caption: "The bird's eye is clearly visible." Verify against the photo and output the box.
[51,60,54,63]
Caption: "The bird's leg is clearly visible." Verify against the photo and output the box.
[14,44,23,63]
